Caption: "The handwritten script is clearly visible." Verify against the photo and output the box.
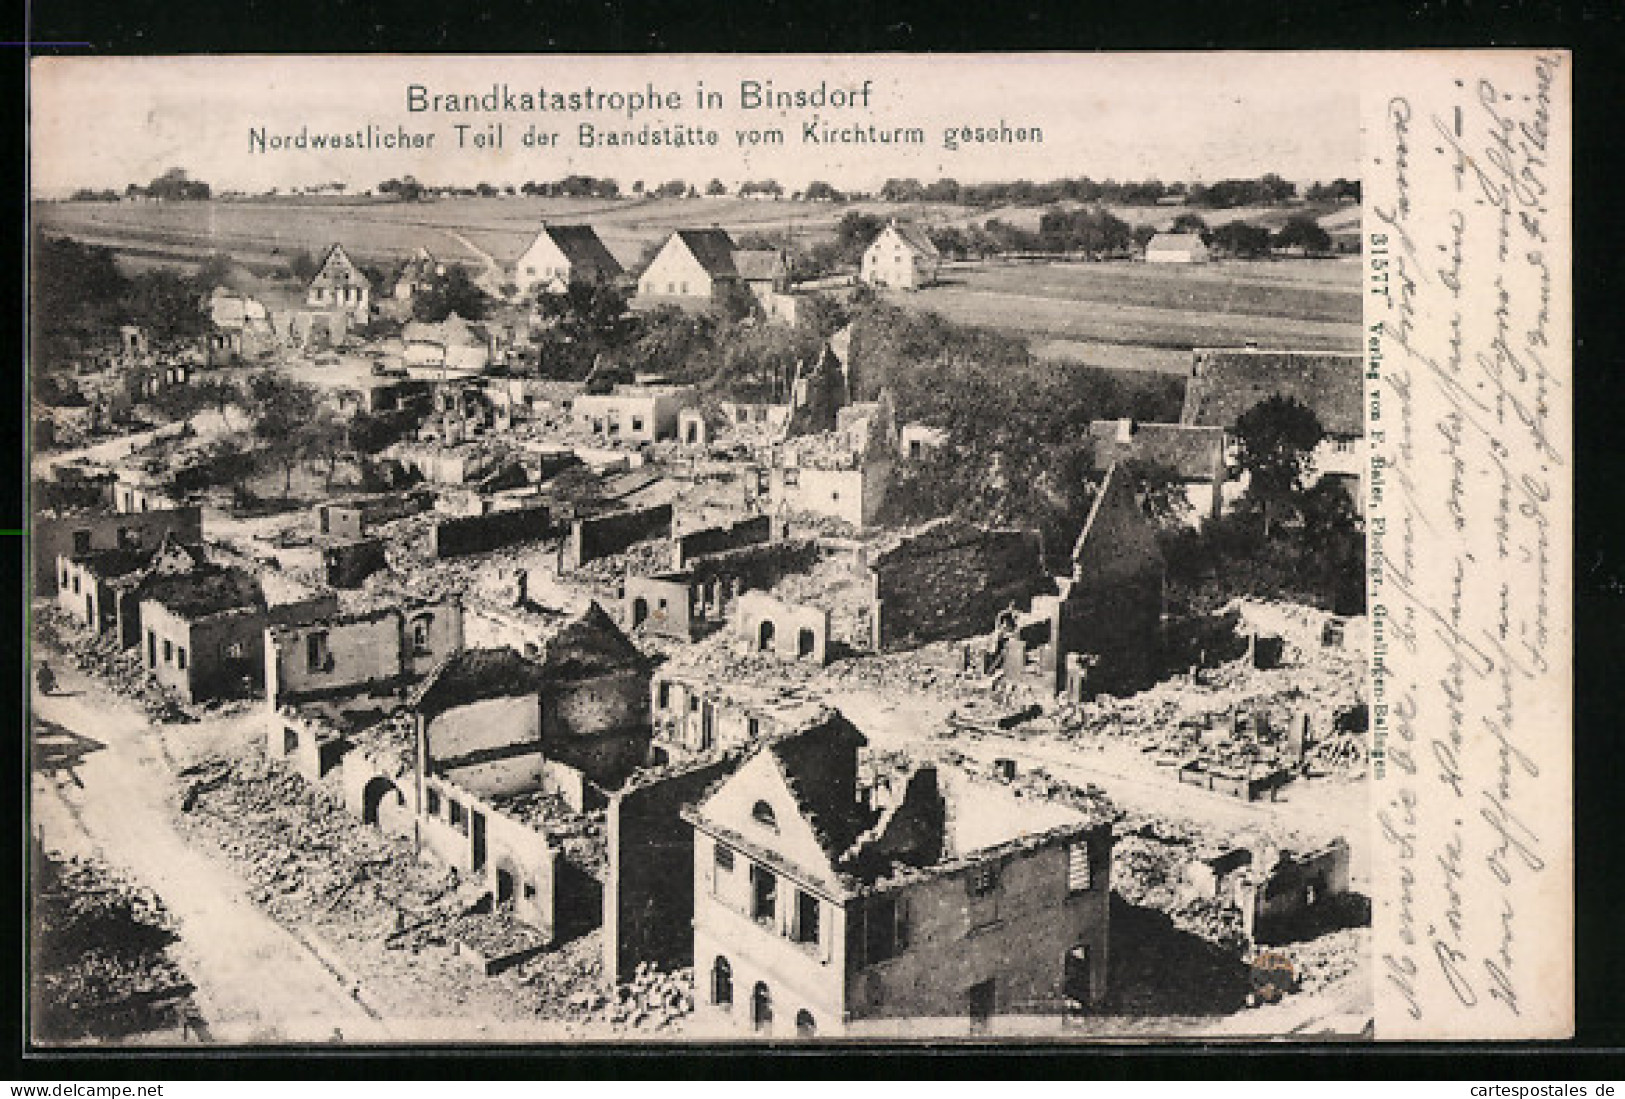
[1366,52,1570,1039]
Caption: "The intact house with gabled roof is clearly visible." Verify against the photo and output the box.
[684,718,1115,1038]
[512,223,625,297]
[305,243,372,324]
[1180,347,1365,511]
[861,221,941,290]
[637,228,744,307]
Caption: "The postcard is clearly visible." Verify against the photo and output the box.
[25,51,1571,1045]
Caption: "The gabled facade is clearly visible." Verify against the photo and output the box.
[637,229,739,304]
[861,222,941,289]
[305,243,371,323]
[513,224,624,296]
[686,720,1114,1038]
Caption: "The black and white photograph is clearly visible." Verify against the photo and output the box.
[23,52,1570,1047]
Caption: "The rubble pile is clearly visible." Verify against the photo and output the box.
[174,753,461,936]
[1041,601,1369,776]
[568,963,695,1034]
[32,845,198,1041]
[568,539,673,591]
[819,643,971,699]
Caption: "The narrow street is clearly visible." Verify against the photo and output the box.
[30,654,393,1044]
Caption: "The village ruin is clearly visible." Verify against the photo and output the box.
[32,192,1371,1044]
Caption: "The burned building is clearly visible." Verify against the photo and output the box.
[139,562,336,704]
[685,720,1115,1038]
[986,463,1165,700]
[403,603,652,940]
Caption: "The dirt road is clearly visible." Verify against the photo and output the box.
[30,657,392,1044]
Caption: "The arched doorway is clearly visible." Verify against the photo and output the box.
[362,776,409,836]
[795,1009,816,1037]
[495,862,517,907]
[711,957,733,1008]
[632,598,649,628]
[797,628,816,659]
[758,619,776,652]
[751,981,773,1034]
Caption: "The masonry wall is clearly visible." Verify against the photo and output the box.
[692,829,848,1038]
[267,612,404,705]
[687,539,821,592]
[34,506,203,593]
[736,592,830,664]
[430,505,557,559]
[541,671,651,788]
[425,695,545,798]
[625,574,701,640]
[604,758,738,982]
[418,775,558,938]
[1056,571,1164,697]
[323,539,388,587]
[673,515,773,568]
[844,829,1112,1035]
[562,504,674,570]
[142,602,266,704]
[872,524,1047,652]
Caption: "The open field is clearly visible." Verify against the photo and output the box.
[886,257,1362,372]
[32,195,980,275]
[34,195,1360,276]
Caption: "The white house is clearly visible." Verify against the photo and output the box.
[861,221,941,290]
[511,224,624,297]
[637,229,741,305]
[1145,232,1211,264]
[305,243,372,323]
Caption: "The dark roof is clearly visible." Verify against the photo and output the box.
[1181,348,1364,437]
[767,714,871,861]
[885,221,940,257]
[1086,420,1226,481]
[674,229,739,278]
[141,566,265,619]
[536,225,624,279]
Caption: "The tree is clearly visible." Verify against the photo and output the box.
[705,178,727,196]
[1170,213,1210,239]
[803,180,843,202]
[301,409,349,490]
[122,271,207,340]
[246,373,320,496]
[1209,220,1272,259]
[1232,395,1324,537]
[148,382,210,432]
[182,435,261,504]
[413,264,489,322]
[194,376,242,428]
[1272,215,1333,255]
[142,167,211,201]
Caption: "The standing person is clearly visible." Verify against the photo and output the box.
[35,661,56,696]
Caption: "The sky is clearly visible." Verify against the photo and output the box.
[30,54,1362,196]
